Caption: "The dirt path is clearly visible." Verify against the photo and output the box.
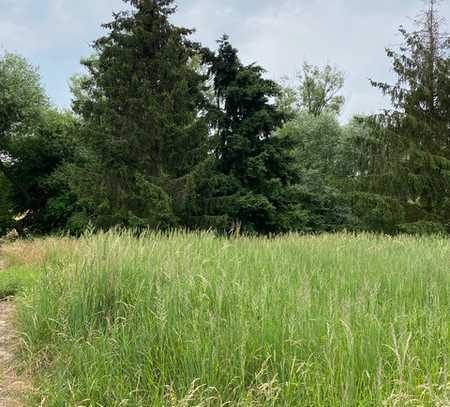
[0,301,27,407]
[0,257,29,407]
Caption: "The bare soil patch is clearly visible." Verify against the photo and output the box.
[0,256,30,407]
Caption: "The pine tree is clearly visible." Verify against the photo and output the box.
[71,0,209,229]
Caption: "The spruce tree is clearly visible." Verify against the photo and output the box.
[353,0,450,233]
[185,37,304,234]
[71,0,209,229]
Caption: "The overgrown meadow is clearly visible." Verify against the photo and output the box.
[4,231,448,406]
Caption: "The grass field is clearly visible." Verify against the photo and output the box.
[2,231,449,406]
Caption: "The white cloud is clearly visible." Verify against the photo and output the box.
[0,0,448,119]
[175,0,449,121]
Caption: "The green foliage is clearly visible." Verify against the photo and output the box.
[0,265,38,299]
[0,53,79,234]
[67,163,178,231]
[0,173,13,235]
[10,109,79,234]
[0,53,47,139]
[277,112,352,231]
[70,0,208,230]
[18,232,450,405]
[0,53,48,217]
[398,220,447,236]
[290,112,342,170]
[186,37,302,234]
[358,3,450,233]
[349,192,405,233]
[280,62,345,117]
[1,1,448,237]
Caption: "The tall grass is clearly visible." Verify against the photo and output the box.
[16,231,449,406]
[0,237,75,299]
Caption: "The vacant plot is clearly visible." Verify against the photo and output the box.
[4,232,449,406]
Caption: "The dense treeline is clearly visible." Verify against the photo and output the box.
[1,0,449,236]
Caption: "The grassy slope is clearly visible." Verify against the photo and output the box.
[12,232,450,406]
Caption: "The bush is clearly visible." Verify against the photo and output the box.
[398,220,448,236]
[349,192,405,233]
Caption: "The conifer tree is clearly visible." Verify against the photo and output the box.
[71,0,209,229]
[185,37,305,233]
[353,0,450,233]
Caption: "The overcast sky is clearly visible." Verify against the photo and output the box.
[1,0,449,122]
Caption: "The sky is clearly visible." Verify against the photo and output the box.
[0,0,449,122]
